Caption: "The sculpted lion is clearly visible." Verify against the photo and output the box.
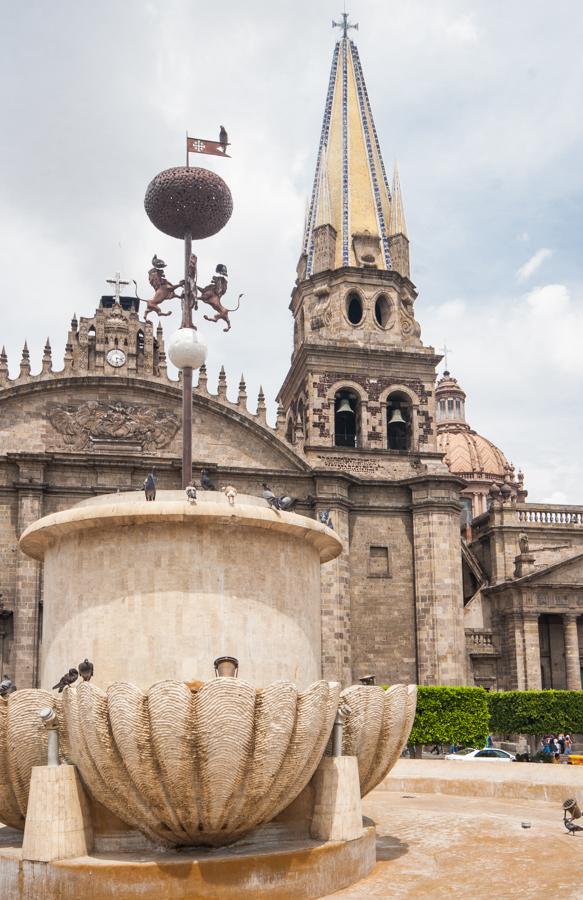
[141,267,183,321]
[196,264,243,333]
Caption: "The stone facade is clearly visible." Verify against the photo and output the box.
[464,502,583,691]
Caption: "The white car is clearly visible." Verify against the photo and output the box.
[445,747,515,762]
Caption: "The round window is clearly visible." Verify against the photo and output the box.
[374,295,391,328]
[346,292,363,325]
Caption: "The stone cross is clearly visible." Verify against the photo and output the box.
[106,272,130,304]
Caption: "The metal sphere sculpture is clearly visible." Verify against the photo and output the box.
[144,166,233,240]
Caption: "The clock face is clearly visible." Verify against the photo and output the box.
[106,348,126,368]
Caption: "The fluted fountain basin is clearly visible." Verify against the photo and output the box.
[61,678,340,847]
[19,491,343,691]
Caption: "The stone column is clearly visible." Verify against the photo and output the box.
[563,613,582,691]
[522,612,542,690]
[315,478,352,687]
[13,465,45,688]
[411,479,465,685]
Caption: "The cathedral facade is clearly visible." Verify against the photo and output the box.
[1,26,582,694]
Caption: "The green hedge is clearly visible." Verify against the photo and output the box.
[407,686,490,746]
[488,690,583,736]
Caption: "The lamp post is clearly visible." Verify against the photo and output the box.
[144,163,233,487]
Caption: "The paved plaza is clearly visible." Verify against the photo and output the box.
[327,760,583,898]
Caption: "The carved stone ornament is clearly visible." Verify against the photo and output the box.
[399,294,421,338]
[48,400,180,451]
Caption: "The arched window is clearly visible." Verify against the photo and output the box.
[374,294,391,328]
[334,389,359,448]
[387,391,412,451]
[286,417,294,443]
[87,326,96,341]
[346,292,363,326]
[137,330,145,353]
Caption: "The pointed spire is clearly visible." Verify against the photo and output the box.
[389,161,407,238]
[256,385,267,423]
[41,338,52,374]
[71,313,78,331]
[217,365,228,400]
[63,339,74,373]
[0,346,8,385]
[237,374,247,409]
[19,341,30,378]
[197,363,208,394]
[303,31,393,275]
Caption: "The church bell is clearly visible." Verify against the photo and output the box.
[336,398,354,415]
[388,408,407,426]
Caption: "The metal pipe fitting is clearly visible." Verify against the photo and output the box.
[38,707,59,767]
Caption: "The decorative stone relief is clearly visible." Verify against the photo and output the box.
[47,400,180,451]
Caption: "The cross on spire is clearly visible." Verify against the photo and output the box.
[106,271,130,304]
[332,11,358,39]
[439,343,453,371]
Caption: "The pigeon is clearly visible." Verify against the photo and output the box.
[0,676,16,697]
[52,668,79,692]
[185,482,197,504]
[262,483,296,511]
[564,817,583,835]
[262,482,280,510]
[78,659,94,682]
[152,254,166,270]
[200,469,217,491]
[319,510,334,529]
[144,469,156,501]
[223,484,237,506]
[219,125,228,153]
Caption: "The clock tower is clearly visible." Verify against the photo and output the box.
[64,275,168,379]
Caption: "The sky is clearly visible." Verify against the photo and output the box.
[1,0,582,503]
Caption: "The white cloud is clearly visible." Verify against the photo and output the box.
[446,16,479,44]
[437,299,466,319]
[516,248,553,282]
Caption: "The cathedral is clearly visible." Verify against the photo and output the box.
[1,22,582,695]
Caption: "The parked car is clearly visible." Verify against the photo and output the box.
[445,748,515,762]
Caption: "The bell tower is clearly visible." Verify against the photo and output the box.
[277,16,466,688]
[277,19,441,471]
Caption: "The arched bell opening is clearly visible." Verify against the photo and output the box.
[387,391,412,451]
[334,389,359,448]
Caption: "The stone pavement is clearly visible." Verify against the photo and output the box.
[325,760,583,898]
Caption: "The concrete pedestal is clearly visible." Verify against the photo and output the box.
[310,756,364,842]
[21,765,93,862]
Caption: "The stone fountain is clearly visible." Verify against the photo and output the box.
[0,147,417,899]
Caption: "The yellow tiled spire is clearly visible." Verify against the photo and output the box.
[389,161,407,238]
[304,18,394,275]
[314,146,332,228]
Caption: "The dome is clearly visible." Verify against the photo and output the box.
[436,428,510,480]
[435,370,510,480]
[434,369,523,519]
